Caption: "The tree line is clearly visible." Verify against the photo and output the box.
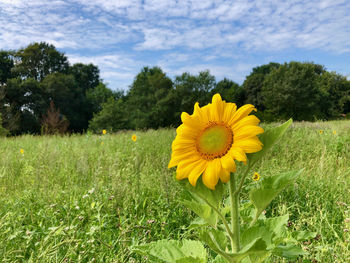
[0,42,349,135]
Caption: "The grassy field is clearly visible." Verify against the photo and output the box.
[0,120,349,262]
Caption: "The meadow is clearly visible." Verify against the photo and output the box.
[0,120,349,262]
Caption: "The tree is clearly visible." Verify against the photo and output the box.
[0,113,8,136]
[126,66,174,129]
[262,62,326,121]
[69,63,100,92]
[211,78,243,104]
[173,70,215,124]
[319,71,350,117]
[89,97,129,132]
[243,62,280,110]
[0,77,44,134]
[14,42,69,81]
[0,51,14,84]
[86,82,116,113]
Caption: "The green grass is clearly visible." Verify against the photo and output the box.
[0,121,349,262]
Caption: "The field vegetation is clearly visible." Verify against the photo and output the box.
[0,120,349,262]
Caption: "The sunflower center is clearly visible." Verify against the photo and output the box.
[196,123,233,160]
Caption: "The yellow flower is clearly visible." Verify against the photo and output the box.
[132,134,137,142]
[333,130,336,135]
[101,141,104,145]
[319,130,323,134]
[20,148,24,154]
[102,129,107,135]
[252,172,260,181]
[168,94,264,190]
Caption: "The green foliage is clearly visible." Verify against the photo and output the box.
[0,113,8,136]
[262,62,326,121]
[89,97,129,132]
[0,121,349,261]
[126,66,175,129]
[243,62,280,111]
[13,42,69,81]
[132,239,207,262]
[86,82,117,113]
[211,78,243,105]
[0,51,14,84]
[248,119,292,167]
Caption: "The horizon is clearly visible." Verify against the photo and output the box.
[1,0,350,90]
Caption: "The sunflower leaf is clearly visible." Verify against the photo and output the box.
[249,170,301,226]
[131,239,207,263]
[247,118,292,167]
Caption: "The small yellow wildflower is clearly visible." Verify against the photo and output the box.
[102,129,107,135]
[20,149,24,154]
[333,130,336,135]
[252,172,260,181]
[319,130,323,134]
[101,141,104,145]
[132,134,137,142]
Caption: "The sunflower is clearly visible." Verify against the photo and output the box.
[168,94,264,189]
[132,134,137,142]
[252,172,260,181]
[102,129,107,135]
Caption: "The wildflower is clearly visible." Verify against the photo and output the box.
[168,94,264,189]
[102,129,107,135]
[88,188,95,194]
[252,172,260,181]
[20,148,24,154]
[333,130,337,135]
[132,134,137,142]
[101,141,104,146]
[319,130,323,134]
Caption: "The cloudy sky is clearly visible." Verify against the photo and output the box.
[1,0,350,90]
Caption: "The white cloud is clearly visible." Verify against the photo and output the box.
[0,0,349,88]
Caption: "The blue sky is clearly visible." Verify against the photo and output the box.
[1,0,350,90]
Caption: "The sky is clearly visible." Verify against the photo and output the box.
[1,0,350,90]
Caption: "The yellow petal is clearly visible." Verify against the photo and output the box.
[220,154,236,172]
[228,146,247,162]
[234,137,263,153]
[232,115,260,131]
[234,126,264,140]
[219,169,230,183]
[176,157,202,179]
[176,124,198,139]
[168,151,197,168]
[228,104,257,126]
[181,112,202,130]
[188,160,208,186]
[222,102,237,123]
[202,159,220,190]
[212,93,224,122]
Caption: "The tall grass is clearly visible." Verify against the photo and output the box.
[0,120,349,262]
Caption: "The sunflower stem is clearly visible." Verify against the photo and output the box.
[229,174,240,253]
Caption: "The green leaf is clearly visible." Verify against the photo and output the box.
[249,170,301,225]
[181,200,218,226]
[265,214,289,238]
[273,243,307,260]
[180,179,226,209]
[188,217,209,229]
[241,225,273,248]
[199,228,228,253]
[179,180,226,227]
[293,230,317,241]
[132,239,207,263]
[248,119,292,166]
[213,255,227,263]
[229,238,269,262]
